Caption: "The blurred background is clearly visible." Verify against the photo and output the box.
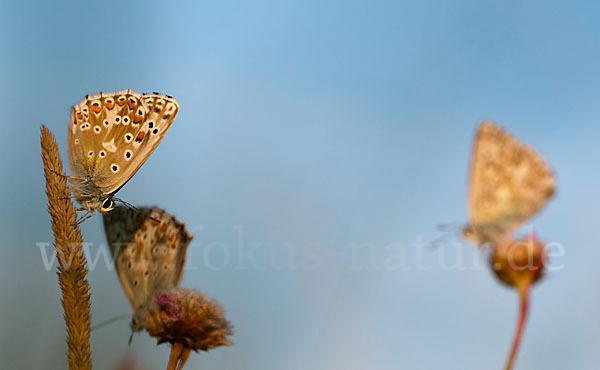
[1,1,599,369]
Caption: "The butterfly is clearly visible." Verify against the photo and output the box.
[461,122,555,247]
[68,89,179,222]
[103,206,193,331]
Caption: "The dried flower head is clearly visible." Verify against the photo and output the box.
[490,235,547,290]
[145,289,233,351]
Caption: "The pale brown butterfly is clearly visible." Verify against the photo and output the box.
[68,89,179,222]
[462,122,555,247]
[103,206,192,331]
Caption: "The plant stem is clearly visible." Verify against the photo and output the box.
[504,285,530,370]
[166,342,192,370]
[167,343,184,370]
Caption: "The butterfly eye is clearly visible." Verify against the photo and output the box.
[101,198,114,212]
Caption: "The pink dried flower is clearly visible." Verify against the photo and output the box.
[144,288,233,370]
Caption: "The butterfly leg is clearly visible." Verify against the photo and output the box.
[59,194,93,200]
[49,169,90,184]
[75,209,96,224]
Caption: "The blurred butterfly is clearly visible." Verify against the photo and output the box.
[68,89,179,223]
[462,122,555,247]
[103,206,192,331]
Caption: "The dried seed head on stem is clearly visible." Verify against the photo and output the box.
[490,236,547,370]
[144,289,233,370]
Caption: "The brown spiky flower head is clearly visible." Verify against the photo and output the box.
[144,288,233,370]
[490,234,547,290]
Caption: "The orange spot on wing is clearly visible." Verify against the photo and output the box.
[76,112,83,119]
[128,100,136,109]
[104,101,114,109]
[117,99,126,106]
[135,131,145,142]
[91,105,101,113]
[133,115,144,123]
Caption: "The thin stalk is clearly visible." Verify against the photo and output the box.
[504,285,530,370]
[167,343,184,370]
[166,342,192,370]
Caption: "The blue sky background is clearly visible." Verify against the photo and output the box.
[2,1,600,369]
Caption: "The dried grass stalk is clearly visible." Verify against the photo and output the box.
[41,125,92,370]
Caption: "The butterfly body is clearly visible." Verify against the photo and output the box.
[103,206,192,330]
[70,178,112,211]
[464,122,555,246]
[68,90,179,215]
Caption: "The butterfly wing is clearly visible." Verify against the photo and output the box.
[103,206,192,315]
[68,90,179,199]
[467,122,555,243]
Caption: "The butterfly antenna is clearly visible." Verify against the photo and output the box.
[436,221,462,233]
[113,197,138,212]
[430,221,463,249]
[90,314,131,332]
[128,330,135,346]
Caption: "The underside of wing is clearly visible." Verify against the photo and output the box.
[103,206,193,311]
[468,122,555,236]
[68,90,179,196]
